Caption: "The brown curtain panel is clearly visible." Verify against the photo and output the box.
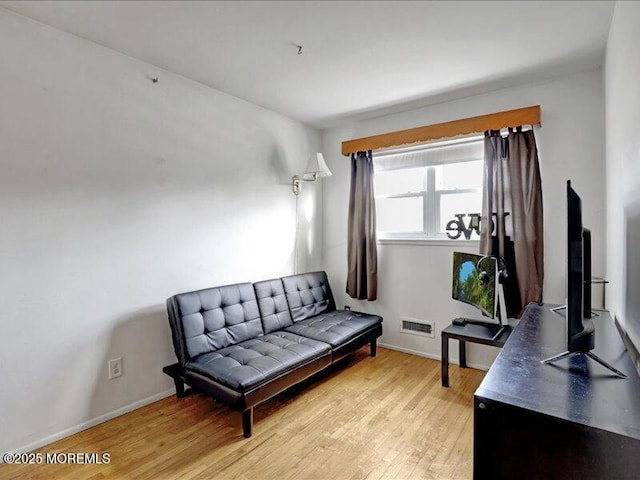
[346,150,378,301]
[480,128,543,316]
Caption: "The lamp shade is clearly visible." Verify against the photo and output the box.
[304,153,332,178]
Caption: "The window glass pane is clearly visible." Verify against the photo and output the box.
[374,167,425,196]
[376,196,423,233]
[439,191,482,238]
[436,160,483,191]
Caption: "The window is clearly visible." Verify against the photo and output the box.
[374,137,483,241]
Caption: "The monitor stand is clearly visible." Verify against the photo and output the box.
[452,319,506,341]
[453,283,509,341]
[489,324,508,341]
[490,282,509,340]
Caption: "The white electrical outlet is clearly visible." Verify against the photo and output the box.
[108,358,123,379]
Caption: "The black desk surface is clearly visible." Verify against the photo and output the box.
[475,303,640,441]
[442,322,511,346]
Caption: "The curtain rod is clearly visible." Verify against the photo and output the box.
[341,105,541,156]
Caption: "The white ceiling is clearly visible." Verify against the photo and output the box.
[0,1,615,128]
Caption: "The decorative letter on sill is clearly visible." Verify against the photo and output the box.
[445,212,510,240]
[446,213,481,240]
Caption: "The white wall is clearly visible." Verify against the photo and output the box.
[0,9,321,454]
[321,69,605,368]
[605,2,640,362]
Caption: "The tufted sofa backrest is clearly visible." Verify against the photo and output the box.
[167,282,263,364]
[281,271,336,322]
[253,278,294,334]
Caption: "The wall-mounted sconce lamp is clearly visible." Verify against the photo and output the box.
[292,153,332,195]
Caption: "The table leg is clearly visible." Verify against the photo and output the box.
[442,334,449,387]
[459,340,467,368]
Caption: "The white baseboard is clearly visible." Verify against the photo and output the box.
[379,342,490,371]
[3,388,175,459]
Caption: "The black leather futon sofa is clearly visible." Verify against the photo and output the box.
[163,271,383,437]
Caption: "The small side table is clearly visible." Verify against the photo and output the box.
[441,322,512,387]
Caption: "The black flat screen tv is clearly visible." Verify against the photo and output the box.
[566,180,595,352]
[543,181,626,377]
[583,228,592,319]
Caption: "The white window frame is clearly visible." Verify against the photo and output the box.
[374,136,483,242]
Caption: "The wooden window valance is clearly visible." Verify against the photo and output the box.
[341,105,541,156]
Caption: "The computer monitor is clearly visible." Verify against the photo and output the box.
[452,252,498,322]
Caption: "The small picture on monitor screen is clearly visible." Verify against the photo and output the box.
[452,252,496,318]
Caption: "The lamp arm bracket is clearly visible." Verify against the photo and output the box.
[292,173,319,195]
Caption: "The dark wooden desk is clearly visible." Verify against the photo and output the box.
[474,303,640,479]
[441,322,512,387]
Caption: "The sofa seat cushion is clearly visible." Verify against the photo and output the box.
[284,310,382,348]
[186,332,331,392]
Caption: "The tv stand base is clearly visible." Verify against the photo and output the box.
[541,350,628,378]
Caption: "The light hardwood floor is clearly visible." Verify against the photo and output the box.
[0,348,485,480]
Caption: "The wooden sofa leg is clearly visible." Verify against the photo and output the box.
[370,339,377,357]
[173,378,185,399]
[242,408,253,438]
